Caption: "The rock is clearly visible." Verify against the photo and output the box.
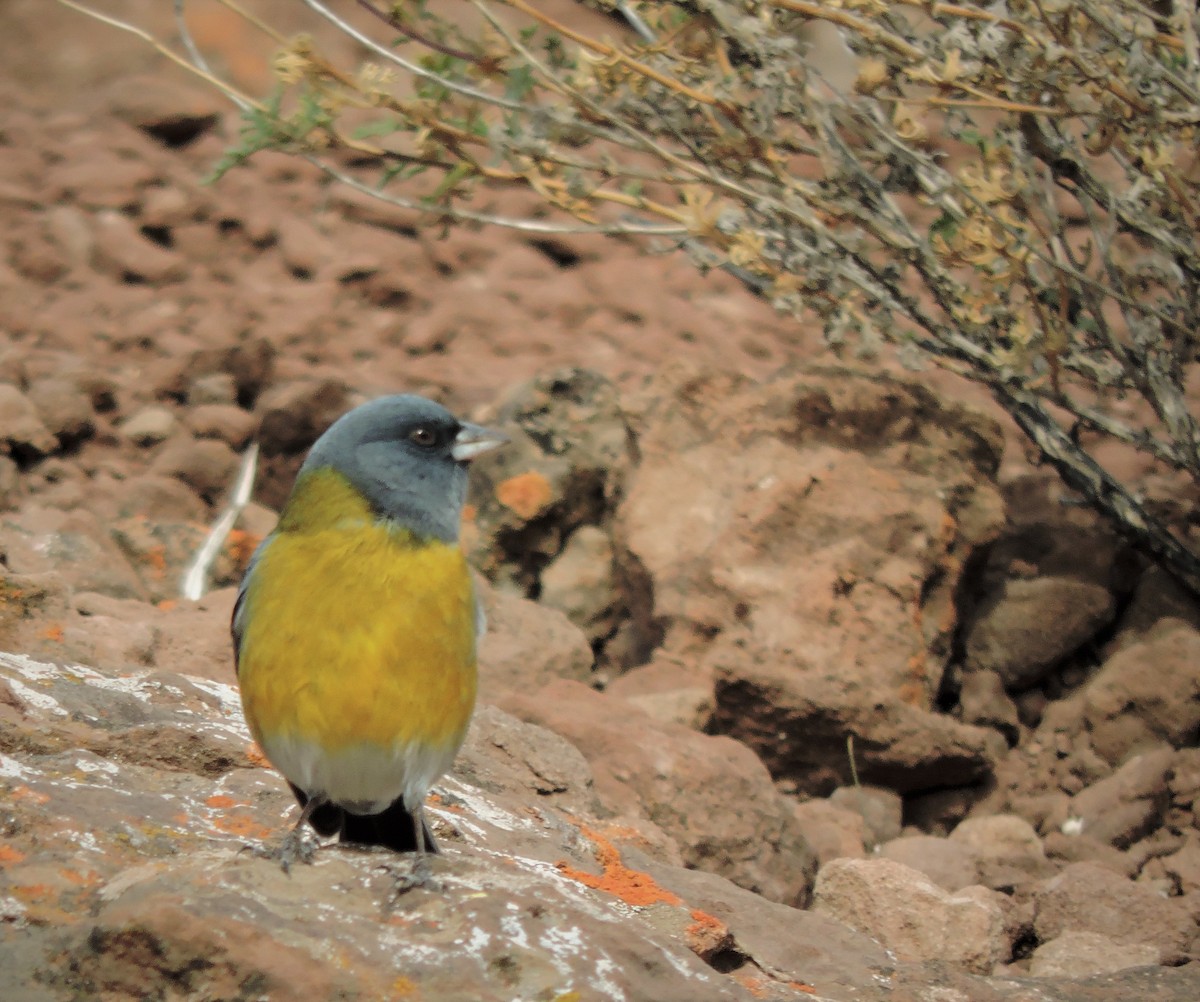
[0,650,789,1002]
[0,507,147,601]
[0,570,73,654]
[183,403,256,449]
[619,366,1005,794]
[62,592,160,669]
[1029,930,1161,978]
[959,668,1021,742]
[606,655,715,730]
[476,583,594,699]
[25,377,94,445]
[139,184,198,229]
[792,799,867,866]
[1068,747,1176,848]
[457,703,601,818]
[1111,564,1200,649]
[253,378,354,509]
[42,137,159,210]
[138,588,238,680]
[0,383,57,458]
[638,860,896,997]
[108,473,208,522]
[44,203,94,269]
[150,436,240,504]
[878,834,981,891]
[119,405,178,445]
[971,486,1136,590]
[500,679,817,906]
[187,372,238,406]
[1169,748,1200,817]
[713,647,1000,795]
[254,380,355,460]
[1033,861,1194,960]
[1078,622,1200,766]
[828,785,903,848]
[91,209,186,284]
[9,218,70,283]
[101,70,223,146]
[949,814,1054,889]
[0,454,20,510]
[222,336,275,408]
[1042,831,1137,878]
[1162,836,1200,895]
[964,576,1116,691]
[813,858,1011,974]
[276,216,333,277]
[539,525,618,644]
[469,370,636,625]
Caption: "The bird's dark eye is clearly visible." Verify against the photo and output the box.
[408,426,438,448]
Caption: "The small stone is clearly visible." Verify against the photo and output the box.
[540,526,618,641]
[151,437,240,504]
[813,857,1010,974]
[0,455,21,510]
[1069,747,1176,848]
[92,209,186,284]
[1033,861,1194,958]
[878,834,981,891]
[45,204,94,268]
[188,373,238,406]
[792,799,867,866]
[829,786,903,848]
[1029,930,1159,978]
[184,404,256,450]
[959,669,1020,741]
[26,377,95,444]
[0,383,57,458]
[965,576,1116,691]
[120,406,178,446]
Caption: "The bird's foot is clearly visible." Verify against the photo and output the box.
[383,853,440,908]
[242,826,319,874]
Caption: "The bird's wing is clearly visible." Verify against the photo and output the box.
[474,583,487,643]
[231,536,271,670]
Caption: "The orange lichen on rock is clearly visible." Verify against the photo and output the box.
[684,908,731,958]
[212,812,275,840]
[41,624,64,642]
[495,471,553,520]
[556,824,682,907]
[389,976,419,998]
[143,543,168,579]
[0,844,26,865]
[733,971,770,999]
[59,867,100,887]
[245,742,271,767]
[226,529,261,569]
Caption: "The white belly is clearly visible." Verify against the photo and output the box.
[262,734,460,815]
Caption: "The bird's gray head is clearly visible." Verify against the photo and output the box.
[297,394,507,542]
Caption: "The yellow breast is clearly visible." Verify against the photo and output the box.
[236,470,479,757]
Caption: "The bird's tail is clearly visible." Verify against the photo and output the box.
[288,783,438,854]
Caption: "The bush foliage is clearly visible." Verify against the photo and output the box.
[64,0,1200,592]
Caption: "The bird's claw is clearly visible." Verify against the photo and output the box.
[383,853,440,910]
[242,827,319,874]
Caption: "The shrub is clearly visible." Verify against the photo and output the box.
[63,0,1200,592]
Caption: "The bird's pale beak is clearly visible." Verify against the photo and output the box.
[451,422,509,462]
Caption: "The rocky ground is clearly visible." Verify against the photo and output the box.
[1,3,1199,1000]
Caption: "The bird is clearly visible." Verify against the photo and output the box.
[232,394,507,883]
